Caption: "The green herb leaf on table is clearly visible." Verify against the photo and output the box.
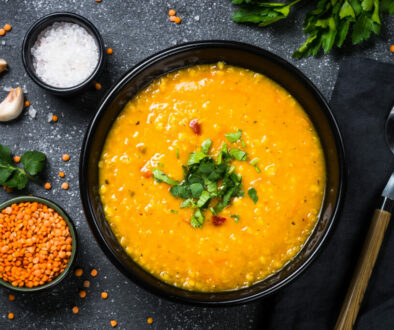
[0,144,46,190]
[232,0,393,58]
[248,187,259,204]
[232,0,302,27]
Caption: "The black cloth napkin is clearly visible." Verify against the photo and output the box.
[257,58,394,329]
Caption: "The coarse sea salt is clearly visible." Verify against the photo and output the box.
[31,22,99,88]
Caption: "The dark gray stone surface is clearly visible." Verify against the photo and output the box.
[0,0,392,329]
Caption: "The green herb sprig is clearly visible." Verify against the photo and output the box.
[152,131,259,228]
[0,144,46,190]
[232,0,393,58]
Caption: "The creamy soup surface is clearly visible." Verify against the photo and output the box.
[99,63,326,292]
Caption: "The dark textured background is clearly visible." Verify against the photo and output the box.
[0,1,393,329]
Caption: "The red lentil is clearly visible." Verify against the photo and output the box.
[0,202,72,288]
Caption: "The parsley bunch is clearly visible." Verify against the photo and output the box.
[0,144,46,190]
[232,0,394,58]
[152,131,259,228]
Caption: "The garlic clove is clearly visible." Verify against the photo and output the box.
[0,59,7,73]
[0,87,24,122]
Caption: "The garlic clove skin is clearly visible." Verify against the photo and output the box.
[0,59,7,73]
[0,87,24,122]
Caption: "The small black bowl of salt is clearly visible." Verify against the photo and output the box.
[22,12,105,96]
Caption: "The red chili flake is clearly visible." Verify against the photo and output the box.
[212,216,226,226]
[141,169,153,178]
[189,119,201,135]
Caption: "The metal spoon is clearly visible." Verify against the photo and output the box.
[335,105,394,330]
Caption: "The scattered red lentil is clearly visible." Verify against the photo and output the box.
[94,82,102,90]
[4,24,11,32]
[0,202,72,288]
[44,182,52,190]
[0,29,5,36]
[174,17,181,24]
[61,182,69,190]
[74,268,83,277]
[169,16,176,22]
[106,48,113,55]
[8,312,14,320]
[2,186,13,193]
[51,115,58,123]
[79,290,87,298]
[24,100,30,107]
[13,156,21,163]
[8,294,15,301]
[96,0,102,2]
[59,171,65,178]
[90,268,98,277]
[101,291,108,299]
[83,280,90,288]
[110,320,118,328]
[147,317,153,324]
[72,306,79,314]
[62,154,70,162]
[168,9,176,16]
[390,45,394,53]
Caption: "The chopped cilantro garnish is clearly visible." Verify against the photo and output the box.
[231,214,240,223]
[225,129,242,143]
[248,187,258,204]
[170,210,178,214]
[188,151,207,165]
[176,148,180,159]
[201,139,212,154]
[152,169,178,185]
[191,208,204,228]
[250,158,261,173]
[229,149,247,161]
[151,131,260,228]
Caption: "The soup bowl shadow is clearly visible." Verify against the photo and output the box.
[80,40,346,305]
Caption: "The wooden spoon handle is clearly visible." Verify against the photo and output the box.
[335,209,392,330]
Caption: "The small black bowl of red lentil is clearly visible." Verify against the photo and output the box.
[0,196,77,292]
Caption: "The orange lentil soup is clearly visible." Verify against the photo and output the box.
[99,63,326,292]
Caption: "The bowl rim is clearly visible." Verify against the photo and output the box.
[80,40,346,305]
[0,195,78,292]
[21,11,105,94]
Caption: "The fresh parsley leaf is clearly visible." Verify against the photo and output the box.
[232,0,302,27]
[201,139,212,154]
[248,187,258,204]
[191,208,204,228]
[21,151,46,176]
[0,144,47,190]
[0,144,13,165]
[229,149,247,161]
[152,169,179,186]
[225,129,242,143]
[188,151,207,165]
[232,0,393,58]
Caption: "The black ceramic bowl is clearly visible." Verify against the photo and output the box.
[22,12,105,96]
[0,196,78,292]
[80,41,345,305]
